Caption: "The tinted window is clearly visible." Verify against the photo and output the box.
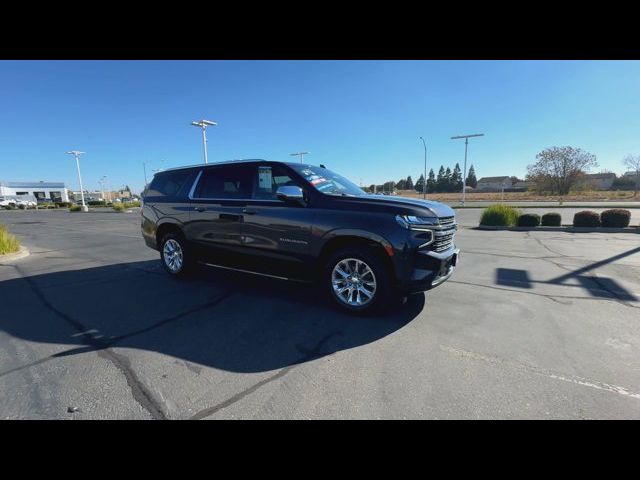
[147,170,191,197]
[252,165,302,200]
[195,165,253,199]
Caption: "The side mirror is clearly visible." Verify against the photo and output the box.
[276,186,306,206]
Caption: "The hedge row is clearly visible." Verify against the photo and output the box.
[480,208,634,228]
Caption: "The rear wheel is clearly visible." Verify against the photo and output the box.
[160,231,193,277]
[324,247,393,314]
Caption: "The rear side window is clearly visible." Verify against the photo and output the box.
[147,170,192,197]
[195,165,253,199]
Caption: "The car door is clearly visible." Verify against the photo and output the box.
[240,164,313,274]
[186,164,253,250]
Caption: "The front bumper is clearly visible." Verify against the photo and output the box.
[399,246,460,293]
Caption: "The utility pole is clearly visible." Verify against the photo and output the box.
[450,133,484,206]
[67,151,88,212]
[290,151,310,164]
[191,119,218,164]
[143,162,148,186]
[419,136,427,200]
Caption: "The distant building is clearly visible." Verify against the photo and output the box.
[581,173,616,190]
[623,171,640,181]
[0,181,69,202]
[513,181,535,190]
[476,176,512,191]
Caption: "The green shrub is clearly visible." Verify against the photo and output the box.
[573,210,601,227]
[55,202,72,208]
[123,201,141,208]
[69,205,82,212]
[600,209,631,228]
[0,224,20,255]
[479,204,520,227]
[517,213,540,227]
[541,212,562,226]
[88,200,107,206]
[112,204,125,212]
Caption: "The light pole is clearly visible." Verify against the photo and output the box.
[99,175,107,204]
[67,151,88,212]
[290,151,310,163]
[451,133,484,206]
[419,136,427,200]
[191,119,217,164]
[143,162,148,187]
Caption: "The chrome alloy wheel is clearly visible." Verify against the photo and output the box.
[331,258,377,307]
[163,238,184,273]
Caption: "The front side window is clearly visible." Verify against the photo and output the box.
[195,165,253,199]
[147,170,191,197]
[252,165,302,200]
[288,164,365,197]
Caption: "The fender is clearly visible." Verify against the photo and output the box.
[316,228,395,256]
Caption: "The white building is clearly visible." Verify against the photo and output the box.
[476,176,512,192]
[0,181,69,202]
[581,173,616,190]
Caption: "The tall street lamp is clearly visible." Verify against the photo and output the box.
[419,137,427,200]
[450,133,484,206]
[191,119,217,164]
[290,151,310,163]
[99,175,107,203]
[67,150,88,212]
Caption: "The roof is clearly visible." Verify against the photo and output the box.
[3,181,66,188]
[584,173,616,179]
[477,176,510,183]
[161,159,316,173]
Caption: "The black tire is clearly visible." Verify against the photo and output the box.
[323,246,393,314]
[159,231,194,277]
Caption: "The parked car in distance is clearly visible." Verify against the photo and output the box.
[141,160,459,313]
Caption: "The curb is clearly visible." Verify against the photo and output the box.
[453,205,640,209]
[476,226,640,233]
[0,245,30,263]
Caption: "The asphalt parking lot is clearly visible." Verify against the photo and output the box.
[1,208,639,419]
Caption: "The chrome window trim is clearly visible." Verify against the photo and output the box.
[187,167,295,203]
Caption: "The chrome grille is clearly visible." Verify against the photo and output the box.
[438,216,455,227]
[432,217,456,252]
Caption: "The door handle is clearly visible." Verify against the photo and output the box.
[242,208,258,215]
[194,206,205,212]
[220,213,242,221]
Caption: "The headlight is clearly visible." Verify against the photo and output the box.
[395,214,439,229]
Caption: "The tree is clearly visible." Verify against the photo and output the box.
[383,181,395,193]
[466,164,477,189]
[396,178,407,190]
[623,154,640,196]
[444,167,453,192]
[451,163,462,192]
[405,176,414,191]
[526,146,598,196]
[436,166,446,192]
[427,168,436,193]
[414,174,425,194]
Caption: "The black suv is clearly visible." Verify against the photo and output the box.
[141,160,459,313]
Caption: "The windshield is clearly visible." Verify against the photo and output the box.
[289,164,366,196]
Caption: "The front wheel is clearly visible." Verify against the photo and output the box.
[324,247,393,314]
[160,232,193,277]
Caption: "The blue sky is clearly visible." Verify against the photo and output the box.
[1,60,639,193]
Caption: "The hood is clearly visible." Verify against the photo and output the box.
[332,194,455,218]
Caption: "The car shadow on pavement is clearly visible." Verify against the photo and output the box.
[0,260,424,375]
